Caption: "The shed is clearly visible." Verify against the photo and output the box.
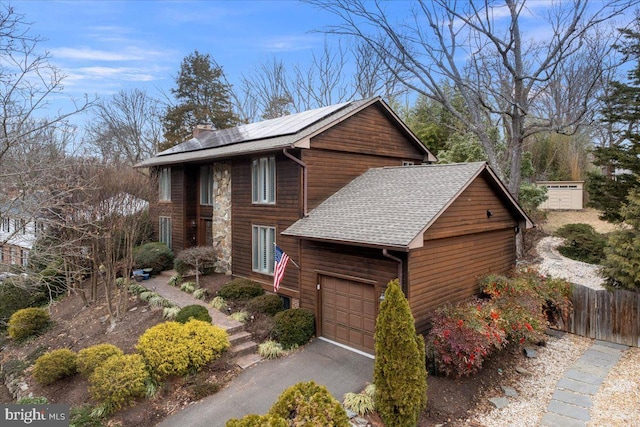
[537,181,584,210]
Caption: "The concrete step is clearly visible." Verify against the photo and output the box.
[235,353,263,370]
[230,340,258,358]
[228,330,253,346]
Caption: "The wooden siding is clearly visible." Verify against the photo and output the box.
[298,240,398,337]
[231,153,302,295]
[408,228,516,334]
[310,104,425,159]
[424,172,518,241]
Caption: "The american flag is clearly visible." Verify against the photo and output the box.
[273,244,290,292]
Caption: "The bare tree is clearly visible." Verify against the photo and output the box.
[85,89,163,164]
[240,58,294,121]
[308,0,635,197]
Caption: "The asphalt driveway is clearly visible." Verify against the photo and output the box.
[156,339,374,427]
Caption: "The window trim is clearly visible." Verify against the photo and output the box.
[251,156,276,204]
[159,167,171,202]
[159,216,172,249]
[252,225,275,275]
[200,165,214,206]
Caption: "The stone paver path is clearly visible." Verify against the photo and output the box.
[541,340,628,427]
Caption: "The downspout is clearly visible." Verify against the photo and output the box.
[283,148,308,217]
[382,249,404,293]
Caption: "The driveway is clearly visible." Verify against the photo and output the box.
[156,339,374,426]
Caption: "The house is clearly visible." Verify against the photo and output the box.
[137,97,532,354]
[0,198,45,267]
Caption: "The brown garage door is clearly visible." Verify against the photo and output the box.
[320,275,376,353]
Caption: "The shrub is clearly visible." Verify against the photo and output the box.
[174,246,218,276]
[193,288,208,300]
[374,280,427,427]
[246,294,284,316]
[180,281,197,293]
[128,283,147,295]
[218,279,265,300]
[77,344,124,378]
[258,340,285,359]
[17,396,48,404]
[167,273,182,287]
[148,295,174,309]
[175,305,212,324]
[0,279,42,326]
[163,306,181,320]
[229,311,249,323]
[426,301,505,377]
[132,242,174,273]
[89,353,148,412]
[8,307,50,340]
[554,223,606,264]
[210,296,227,310]
[343,391,375,416]
[272,308,315,349]
[268,381,349,427]
[226,414,288,427]
[33,349,77,385]
[182,319,230,371]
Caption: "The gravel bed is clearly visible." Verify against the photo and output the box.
[468,334,592,427]
[589,347,640,426]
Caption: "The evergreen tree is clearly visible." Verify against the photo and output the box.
[587,23,640,222]
[162,50,240,150]
[601,189,640,290]
[374,279,427,427]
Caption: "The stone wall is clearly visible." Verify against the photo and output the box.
[212,162,232,274]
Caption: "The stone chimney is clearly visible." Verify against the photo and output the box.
[193,123,215,138]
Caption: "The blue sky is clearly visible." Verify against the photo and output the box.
[11,0,354,115]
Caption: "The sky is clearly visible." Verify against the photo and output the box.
[9,0,358,123]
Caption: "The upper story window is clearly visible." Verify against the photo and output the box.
[1,217,9,233]
[200,165,214,206]
[159,167,171,201]
[20,219,26,235]
[252,156,276,204]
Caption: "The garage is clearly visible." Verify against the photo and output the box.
[537,181,584,210]
[319,274,376,354]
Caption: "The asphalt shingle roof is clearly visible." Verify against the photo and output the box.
[282,162,491,249]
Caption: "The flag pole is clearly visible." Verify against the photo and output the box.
[275,242,300,269]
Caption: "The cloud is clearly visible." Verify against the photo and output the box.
[51,47,143,62]
[261,35,319,52]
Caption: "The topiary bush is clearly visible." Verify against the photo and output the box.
[272,308,315,349]
[218,279,265,300]
[268,381,350,427]
[182,319,230,371]
[247,294,284,316]
[77,344,124,378]
[554,223,606,264]
[175,304,212,324]
[133,242,174,273]
[89,353,148,412]
[33,349,77,385]
[8,307,50,340]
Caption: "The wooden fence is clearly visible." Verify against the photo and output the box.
[557,285,639,347]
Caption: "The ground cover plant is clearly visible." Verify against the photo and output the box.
[554,223,606,264]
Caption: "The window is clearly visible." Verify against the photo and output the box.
[20,219,26,235]
[159,216,172,249]
[21,250,28,267]
[1,217,9,232]
[159,167,171,201]
[13,219,19,233]
[252,225,275,274]
[200,165,214,205]
[252,156,276,204]
[10,247,17,265]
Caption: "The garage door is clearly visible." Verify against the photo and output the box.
[320,275,376,353]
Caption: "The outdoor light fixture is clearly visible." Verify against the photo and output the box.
[486,209,493,218]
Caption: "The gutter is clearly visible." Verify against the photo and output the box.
[283,148,308,217]
[382,249,405,294]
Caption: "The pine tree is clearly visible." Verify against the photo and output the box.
[601,189,640,290]
[161,50,240,150]
[374,279,427,427]
[587,23,640,222]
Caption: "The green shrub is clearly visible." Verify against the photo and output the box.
[268,381,349,427]
[69,405,106,427]
[258,340,285,359]
[173,258,190,276]
[0,280,35,326]
[374,280,427,427]
[554,223,606,264]
[89,353,148,412]
[193,288,208,300]
[343,390,375,416]
[77,344,123,378]
[8,307,50,340]
[247,294,284,316]
[272,308,315,349]
[33,349,77,385]
[167,273,183,287]
[218,279,265,300]
[229,311,249,323]
[226,414,288,427]
[183,319,230,370]
[17,396,48,404]
[163,306,181,320]
[133,242,174,273]
[148,295,174,309]
[210,296,227,310]
[180,281,197,293]
[175,304,212,324]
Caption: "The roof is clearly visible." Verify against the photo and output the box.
[136,97,436,167]
[282,162,533,250]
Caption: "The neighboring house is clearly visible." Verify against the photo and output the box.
[137,97,532,354]
[0,198,45,267]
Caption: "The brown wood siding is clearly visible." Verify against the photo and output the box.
[311,104,425,159]
[298,241,398,337]
[424,172,518,241]
[231,153,302,294]
[408,228,516,334]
